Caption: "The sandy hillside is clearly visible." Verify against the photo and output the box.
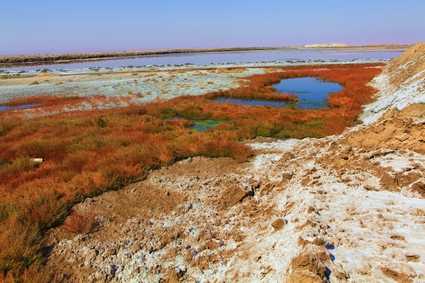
[43,44,425,282]
[386,43,425,88]
[362,42,425,124]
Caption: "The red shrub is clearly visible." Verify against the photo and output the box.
[63,211,97,234]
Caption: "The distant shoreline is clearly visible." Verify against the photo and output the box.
[0,45,408,68]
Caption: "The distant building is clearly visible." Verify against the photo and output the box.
[304,43,349,48]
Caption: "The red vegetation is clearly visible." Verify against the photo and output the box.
[0,107,251,277]
[1,95,84,108]
[63,211,97,234]
[0,63,382,278]
[207,73,299,102]
[166,63,383,138]
[0,95,137,119]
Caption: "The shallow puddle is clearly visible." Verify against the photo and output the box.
[214,77,343,109]
[191,119,222,132]
[0,104,36,112]
[273,77,342,109]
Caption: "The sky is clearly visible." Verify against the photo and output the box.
[1,0,424,55]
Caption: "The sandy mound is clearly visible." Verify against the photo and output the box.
[362,43,425,124]
[386,43,425,88]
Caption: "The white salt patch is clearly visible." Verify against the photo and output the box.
[376,152,425,173]
[250,139,300,151]
[361,70,425,125]
[252,154,282,172]
[323,187,425,281]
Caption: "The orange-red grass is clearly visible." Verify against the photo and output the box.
[0,107,251,277]
[0,95,85,108]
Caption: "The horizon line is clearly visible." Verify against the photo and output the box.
[0,43,413,58]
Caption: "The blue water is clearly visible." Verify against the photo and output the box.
[0,104,36,112]
[2,49,402,73]
[213,77,343,109]
[273,77,343,109]
[214,97,289,108]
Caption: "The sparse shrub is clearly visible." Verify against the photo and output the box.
[179,105,211,120]
[160,108,178,119]
[63,211,97,234]
[96,117,108,128]
[256,126,273,137]
[0,204,16,222]
[0,157,36,178]
[19,139,67,159]
[62,151,89,173]
[0,119,17,136]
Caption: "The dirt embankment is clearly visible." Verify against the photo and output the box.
[386,43,425,88]
[29,44,425,282]
[362,43,425,124]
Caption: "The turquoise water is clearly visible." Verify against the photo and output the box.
[273,77,343,109]
[190,120,222,132]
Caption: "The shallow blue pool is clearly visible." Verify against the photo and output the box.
[0,104,36,112]
[273,77,343,109]
[213,77,343,109]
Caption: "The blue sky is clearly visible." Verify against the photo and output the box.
[1,0,424,55]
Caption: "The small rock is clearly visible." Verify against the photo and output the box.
[312,238,325,246]
[397,134,409,142]
[406,254,420,262]
[364,185,378,191]
[30,158,43,165]
[325,242,335,250]
[110,264,118,277]
[390,235,405,241]
[411,182,425,198]
[271,219,286,231]
[175,265,187,278]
